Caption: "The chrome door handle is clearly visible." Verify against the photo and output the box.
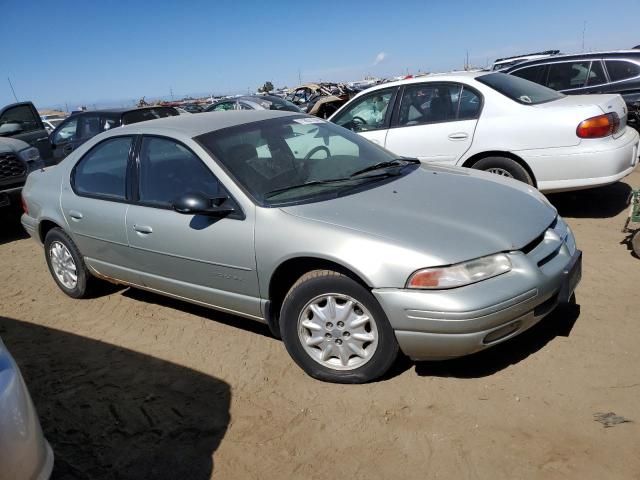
[369,138,381,145]
[448,133,469,140]
[36,136,49,142]
[68,210,83,220]
[133,224,153,234]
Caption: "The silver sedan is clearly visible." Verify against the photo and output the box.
[21,111,581,383]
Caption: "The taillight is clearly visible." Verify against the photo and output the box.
[576,113,620,138]
[21,194,28,215]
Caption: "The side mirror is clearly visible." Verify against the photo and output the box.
[172,192,235,217]
[0,122,24,136]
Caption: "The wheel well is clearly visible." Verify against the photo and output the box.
[39,220,61,243]
[266,257,370,337]
[461,151,537,187]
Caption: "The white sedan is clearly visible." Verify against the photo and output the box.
[329,72,639,192]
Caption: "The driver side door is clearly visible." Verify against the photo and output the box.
[330,87,398,147]
[51,116,81,163]
[124,135,261,319]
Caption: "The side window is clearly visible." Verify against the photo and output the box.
[332,89,395,132]
[511,65,546,84]
[239,102,254,110]
[77,115,102,140]
[0,105,40,133]
[73,137,132,199]
[212,102,236,111]
[457,86,482,120]
[546,62,591,90]
[53,117,79,143]
[586,61,606,86]
[606,60,640,82]
[397,84,460,126]
[138,137,221,206]
[101,116,120,131]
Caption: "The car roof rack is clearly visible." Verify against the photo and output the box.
[494,50,560,63]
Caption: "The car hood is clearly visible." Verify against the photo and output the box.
[0,138,29,155]
[280,165,556,265]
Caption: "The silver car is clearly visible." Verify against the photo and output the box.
[0,337,54,480]
[21,111,582,383]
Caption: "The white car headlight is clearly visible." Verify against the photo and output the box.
[407,253,512,289]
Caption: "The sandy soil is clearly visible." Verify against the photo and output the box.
[1,171,639,480]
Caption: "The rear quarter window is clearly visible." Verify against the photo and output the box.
[477,72,563,105]
[606,60,640,82]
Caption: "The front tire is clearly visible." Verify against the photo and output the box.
[44,228,93,298]
[280,270,398,383]
[472,156,533,186]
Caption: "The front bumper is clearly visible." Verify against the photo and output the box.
[373,218,581,360]
[0,339,54,480]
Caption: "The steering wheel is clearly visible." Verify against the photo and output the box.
[304,145,331,161]
[351,116,367,130]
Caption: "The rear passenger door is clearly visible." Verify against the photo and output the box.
[60,136,136,282]
[383,82,481,164]
[124,136,261,318]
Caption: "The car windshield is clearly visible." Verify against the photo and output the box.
[476,72,564,105]
[196,116,415,206]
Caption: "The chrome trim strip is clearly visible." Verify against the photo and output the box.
[86,264,265,322]
[127,244,253,271]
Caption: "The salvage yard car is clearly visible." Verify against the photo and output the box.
[330,72,639,192]
[204,95,301,113]
[0,336,54,480]
[50,106,179,162]
[0,137,44,209]
[503,50,640,129]
[21,111,582,383]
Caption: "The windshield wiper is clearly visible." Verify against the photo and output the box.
[264,173,397,200]
[350,158,420,177]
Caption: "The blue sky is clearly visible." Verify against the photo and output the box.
[1,0,639,109]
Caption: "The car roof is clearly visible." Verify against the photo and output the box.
[116,110,301,137]
[504,50,640,70]
[356,71,485,93]
[70,106,177,116]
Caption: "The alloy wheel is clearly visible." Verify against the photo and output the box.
[297,293,379,371]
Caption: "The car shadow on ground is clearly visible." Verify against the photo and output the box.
[118,284,579,383]
[413,300,580,379]
[0,316,231,480]
[547,181,632,219]
[122,287,274,339]
[0,205,29,245]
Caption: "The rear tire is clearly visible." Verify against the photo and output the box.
[44,228,94,298]
[472,156,533,186]
[280,270,398,383]
[632,230,640,258]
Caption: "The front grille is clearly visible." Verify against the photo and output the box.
[0,153,26,180]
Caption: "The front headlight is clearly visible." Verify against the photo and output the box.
[18,147,44,171]
[407,253,512,289]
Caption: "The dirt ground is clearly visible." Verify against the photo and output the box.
[1,171,639,480]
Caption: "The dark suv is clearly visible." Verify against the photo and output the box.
[50,106,179,162]
[504,50,640,127]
